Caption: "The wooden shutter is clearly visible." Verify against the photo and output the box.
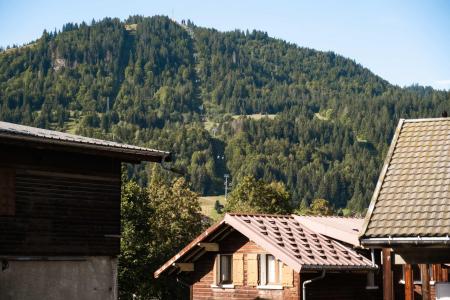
[232,253,244,285]
[213,254,219,285]
[281,263,294,287]
[259,254,267,285]
[0,169,15,216]
[247,253,258,286]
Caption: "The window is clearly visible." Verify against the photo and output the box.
[400,264,430,284]
[259,254,282,286]
[0,169,15,216]
[218,254,232,284]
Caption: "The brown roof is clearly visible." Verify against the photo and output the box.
[361,118,450,240]
[0,121,170,162]
[155,213,375,278]
[295,216,363,247]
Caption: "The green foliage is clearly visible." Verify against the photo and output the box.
[1,15,450,215]
[225,176,292,214]
[295,198,334,216]
[119,168,204,299]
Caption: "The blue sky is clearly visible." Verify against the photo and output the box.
[1,0,449,90]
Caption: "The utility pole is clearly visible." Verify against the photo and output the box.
[224,174,229,200]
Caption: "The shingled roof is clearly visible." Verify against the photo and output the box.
[361,118,450,242]
[0,121,170,162]
[155,213,375,278]
[295,216,363,248]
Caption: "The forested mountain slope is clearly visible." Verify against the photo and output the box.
[1,16,449,213]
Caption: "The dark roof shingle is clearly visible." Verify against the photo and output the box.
[361,118,450,239]
[0,121,170,162]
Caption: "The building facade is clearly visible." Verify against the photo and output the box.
[156,213,381,300]
[0,121,170,300]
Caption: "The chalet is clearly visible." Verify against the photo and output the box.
[359,118,450,300]
[0,121,170,300]
[155,213,380,300]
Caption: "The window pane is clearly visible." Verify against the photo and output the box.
[267,255,276,283]
[220,255,231,283]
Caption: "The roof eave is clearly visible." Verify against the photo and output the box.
[359,119,405,239]
[301,264,377,271]
[361,236,450,247]
[0,133,171,163]
[154,219,227,278]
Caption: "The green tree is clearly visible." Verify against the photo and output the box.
[119,169,204,299]
[225,176,291,214]
[309,198,334,216]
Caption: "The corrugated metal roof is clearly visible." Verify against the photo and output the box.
[155,213,375,277]
[361,118,450,239]
[294,216,363,247]
[0,121,170,162]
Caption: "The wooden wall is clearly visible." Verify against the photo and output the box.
[0,144,121,256]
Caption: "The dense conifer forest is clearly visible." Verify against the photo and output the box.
[1,15,449,214]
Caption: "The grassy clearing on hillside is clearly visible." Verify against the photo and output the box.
[232,113,276,120]
[125,24,137,31]
[314,108,334,121]
[356,134,369,143]
[199,195,226,221]
[202,114,276,132]
[202,120,218,131]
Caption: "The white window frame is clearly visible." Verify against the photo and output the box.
[257,254,283,289]
[399,264,434,285]
[211,254,234,289]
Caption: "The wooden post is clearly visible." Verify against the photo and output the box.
[404,264,414,300]
[420,264,430,300]
[383,248,394,300]
[433,264,441,282]
[442,265,449,282]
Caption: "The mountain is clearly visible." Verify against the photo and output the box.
[1,15,449,213]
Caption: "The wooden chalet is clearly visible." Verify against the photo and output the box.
[0,121,170,300]
[155,213,380,300]
[360,118,450,300]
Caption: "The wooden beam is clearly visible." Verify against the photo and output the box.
[197,242,219,252]
[183,246,203,262]
[404,264,414,300]
[173,263,194,272]
[382,248,394,300]
[420,264,430,300]
[191,249,206,262]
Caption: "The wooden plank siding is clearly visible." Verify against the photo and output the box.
[0,168,16,216]
[0,144,121,256]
